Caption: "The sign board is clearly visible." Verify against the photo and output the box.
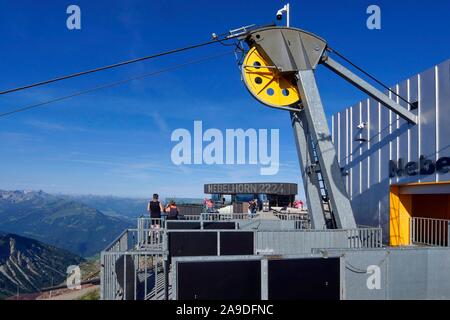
[204,183,297,195]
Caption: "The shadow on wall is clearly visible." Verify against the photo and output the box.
[344,121,411,172]
[351,177,391,244]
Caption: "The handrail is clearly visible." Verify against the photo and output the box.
[410,216,450,247]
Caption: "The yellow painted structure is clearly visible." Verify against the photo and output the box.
[242,47,300,108]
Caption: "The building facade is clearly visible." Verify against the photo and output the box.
[332,59,450,245]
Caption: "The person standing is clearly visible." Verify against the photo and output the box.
[248,200,255,216]
[147,193,164,227]
[207,199,214,213]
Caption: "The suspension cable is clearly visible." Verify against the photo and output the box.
[327,47,413,108]
[0,38,236,96]
[0,51,233,119]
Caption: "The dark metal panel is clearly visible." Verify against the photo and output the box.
[177,260,261,300]
[268,258,340,300]
[169,232,217,257]
[419,67,437,183]
[220,232,254,255]
[437,61,450,182]
[166,221,201,230]
[202,222,236,230]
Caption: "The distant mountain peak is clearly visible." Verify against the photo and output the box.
[0,190,132,257]
[0,233,83,298]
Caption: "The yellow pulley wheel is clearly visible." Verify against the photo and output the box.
[242,46,301,109]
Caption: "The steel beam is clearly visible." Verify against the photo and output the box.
[290,111,327,229]
[322,56,417,124]
[296,70,356,229]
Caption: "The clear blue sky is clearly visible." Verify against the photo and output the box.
[0,0,449,199]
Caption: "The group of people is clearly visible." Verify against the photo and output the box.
[147,193,179,223]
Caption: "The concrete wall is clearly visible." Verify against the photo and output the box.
[332,59,450,240]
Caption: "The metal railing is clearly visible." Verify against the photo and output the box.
[274,213,308,220]
[179,214,202,220]
[101,228,168,300]
[410,217,450,247]
[138,217,165,230]
[294,219,311,230]
[105,228,165,253]
[346,227,383,248]
[200,213,258,220]
[255,227,382,255]
[101,225,382,300]
[101,251,168,300]
[137,214,259,227]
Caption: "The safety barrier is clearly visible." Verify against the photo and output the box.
[101,228,168,300]
[410,217,450,247]
[200,213,257,220]
[255,227,382,255]
[101,250,168,300]
[347,227,383,248]
[101,226,382,300]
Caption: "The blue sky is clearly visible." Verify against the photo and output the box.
[0,0,449,199]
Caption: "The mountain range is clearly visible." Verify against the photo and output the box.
[0,190,132,257]
[0,233,82,299]
[60,194,204,221]
[60,194,149,222]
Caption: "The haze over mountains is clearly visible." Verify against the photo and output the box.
[0,190,132,257]
[61,194,204,221]
[60,194,148,222]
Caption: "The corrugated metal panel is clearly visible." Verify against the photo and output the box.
[419,67,437,183]
[368,98,380,227]
[437,61,450,182]
[332,59,450,240]
[361,99,369,194]
[351,104,361,212]
[409,75,419,162]
[397,81,409,182]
